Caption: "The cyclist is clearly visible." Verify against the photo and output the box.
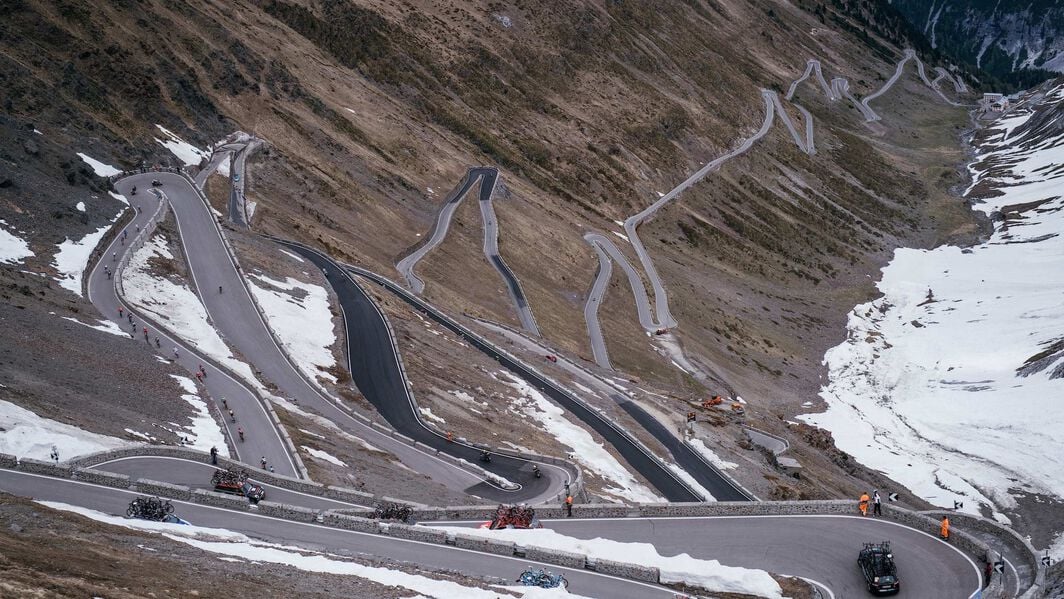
[260,456,267,470]
[218,285,223,294]
[237,427,244,442]
[228,408,235,422]
[221,397,228,409]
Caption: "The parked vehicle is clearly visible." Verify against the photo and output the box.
[517,567,567,589]
[858,541,900,595]
[211,467,265,503]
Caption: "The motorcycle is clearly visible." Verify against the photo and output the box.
[532,465,541,478]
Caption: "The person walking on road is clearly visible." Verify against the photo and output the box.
[228,408,235,422]
[260,456,267,470]
[859,491,870,516]
[210,446,218,465]
[565,494,573,517]
[118,306,124,318]
[173,347,179,360]
[940,516,950,541]
[872,489,882,517]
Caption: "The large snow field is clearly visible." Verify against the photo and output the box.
[0,399,131,461]
[495,372,662,503]
[123,233,267,395]
[52,193,125,297]
[40,502,586,598]
[802,88,1064,527]
[247,273,337,384]
[431,526,782,598]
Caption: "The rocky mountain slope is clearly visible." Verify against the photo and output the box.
[0,0,995,512]
[891,0,1063,88]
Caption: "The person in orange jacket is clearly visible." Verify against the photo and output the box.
[565,494,573,517]
[859,492,870,516]
[940,516,950,540]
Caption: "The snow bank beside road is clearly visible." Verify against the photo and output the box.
[431,526,782,598]
[497,373,661,503]
[53,217,119,297]
[0,399,131,461]
[155,125,209,166]
[76,152,121,177]
[804,87,1064,520]
[248,273,337,385]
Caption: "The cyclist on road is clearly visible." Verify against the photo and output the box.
[154,336,160,348]
[228,408,235,422]
[237,427,244,442]
[221,397,228,409]
[260,456,267,470]
[173,347,179,360]
[218,285,223,294]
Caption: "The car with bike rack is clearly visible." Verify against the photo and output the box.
[858,541,900,595]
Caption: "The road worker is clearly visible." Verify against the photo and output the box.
[565,494,573,518]
[859,491,870,516]
[940,516,950,540]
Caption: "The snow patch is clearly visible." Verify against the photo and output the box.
[154,125,210,166]
[76,153,121,177]
[419,406,446,424]
[0,220,33,265]
[61,316,128,337]
[53,217,120,297]
[0,400,131,461]
[302,445,348,467]
[170,375,228,456]
[248,273,337,385]
[496,372,662,503]
[687,438,738,471]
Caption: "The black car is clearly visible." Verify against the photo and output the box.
[858,541,900,595]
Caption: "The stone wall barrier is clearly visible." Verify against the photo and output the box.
[594,558,660,583]
[322,511,379,533]
[571,503,633,519]
[525,546,586,569]
[453,533,516,557]
[921,509,1041,594]
[255,501,319,522]
[322,485,376,506]
[191,488,251,510]
[0,453,17,469]
[383,523,449,545]
[134,479,192,501]
[441,505,497,521]
[16,458,73,479]
[73,468,130,489]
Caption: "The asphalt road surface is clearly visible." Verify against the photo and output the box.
[90,181,298,477]
[0,469,670,599]
[343,263,703,502]
[278,240,571,503]
[396,167,540,336]
[113,172,546,501]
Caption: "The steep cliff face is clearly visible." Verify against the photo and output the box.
[892,0,1063,85]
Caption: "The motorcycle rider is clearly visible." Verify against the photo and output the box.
[532,464,541,478]
[480,450,491,463]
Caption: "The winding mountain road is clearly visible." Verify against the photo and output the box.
[582,49,969,370]
[397,168,540,336]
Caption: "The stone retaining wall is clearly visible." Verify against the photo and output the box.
[322,512,379,533]
[595,558,660,582]
[134,478,191,501]
[382,523,449,545]
[256,501,319,522]
[73,468,130,489]
[191,488,251,510]
[16,458,72,478]
[922,509,1044,594]
[525,546,586,569]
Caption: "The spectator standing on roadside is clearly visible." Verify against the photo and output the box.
[565,494,573,517]
[210,446,218,465]
[50,445,59,465]
[872,489,882,517]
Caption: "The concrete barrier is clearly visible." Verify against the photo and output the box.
[134,479,192,501]
[0,453,17,469]
[525,546,586,569]
[190,488,251,510]
[17,458,73,478]
[73,468,130,489]
[322,511,379,533]
[594,558,660,582]
[453,533,516,557]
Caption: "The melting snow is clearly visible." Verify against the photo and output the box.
[248,273,337,385]
[0,400,131,461]
[803,89,1064,519]
[154,125,210,166]
[687,438,738,471]
[53,218,119,297]
[61,316,128,337]
[170,375,228,456]
[301,445,348,467]
[0,220,33,265]
[76,153,121,177]
[496,372,662,503]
